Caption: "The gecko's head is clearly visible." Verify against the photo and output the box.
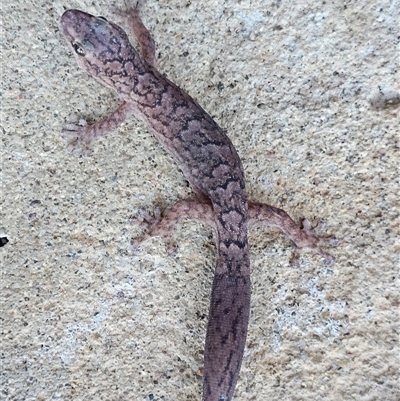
[61,10,139,89]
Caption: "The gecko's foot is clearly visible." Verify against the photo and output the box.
[133,206,161,231]
[130,206,161,247]
[110,0,156,67]
[61,119,95,157]
[130,206,179,255]
[291,219,338,266]
[110,0,142,18]
[302,219,338,247]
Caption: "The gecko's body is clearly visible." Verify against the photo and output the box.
[61,4,335,400]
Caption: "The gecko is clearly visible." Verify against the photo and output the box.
[60,2,336,400]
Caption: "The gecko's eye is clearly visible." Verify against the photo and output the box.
[72,42,85,56]
[98,16,108,22]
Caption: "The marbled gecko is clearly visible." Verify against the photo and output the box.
[60,2,336,400]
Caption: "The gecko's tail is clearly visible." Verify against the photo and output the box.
[202,199,251,401]
[202,270,251,401]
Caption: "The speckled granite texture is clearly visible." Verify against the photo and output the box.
[2,1,399,400]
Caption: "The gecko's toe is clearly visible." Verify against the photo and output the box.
[289,245,335,267]
[289,250,301,268]
[61,120,94,157]
[64,138,92,157]
[132,207,161,229]
[320,236,339,247]
[166,241,179,257]
[322,253,335,266]
[61,119,88,137]
[129,206,162,247]
[110,0,145,23]
[65,142,78,154]
[130,236,145,249]
[313,219,327,234]
[298,219,338,264]
[302,218,325,235]
[61,129,78,143]
[301,219,337,244]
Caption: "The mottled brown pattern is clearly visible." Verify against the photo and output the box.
[61,3,336,400]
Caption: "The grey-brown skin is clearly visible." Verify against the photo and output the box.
[60,3,337,400]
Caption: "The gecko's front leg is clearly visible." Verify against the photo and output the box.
[61,101,137,156]
[111,0,156,67]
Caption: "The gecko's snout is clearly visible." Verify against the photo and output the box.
[61,9,78,28]
[61,9,95,40]
[61,10,80,39]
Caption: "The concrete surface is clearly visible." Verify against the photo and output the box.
[2,0,399,400]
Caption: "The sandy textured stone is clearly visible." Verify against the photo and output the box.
[2,0,398,400]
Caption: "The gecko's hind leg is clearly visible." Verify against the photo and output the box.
[248,202,338,265]
[132,199,338,265]
[111,0,156,67]
[131,199,216,249]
